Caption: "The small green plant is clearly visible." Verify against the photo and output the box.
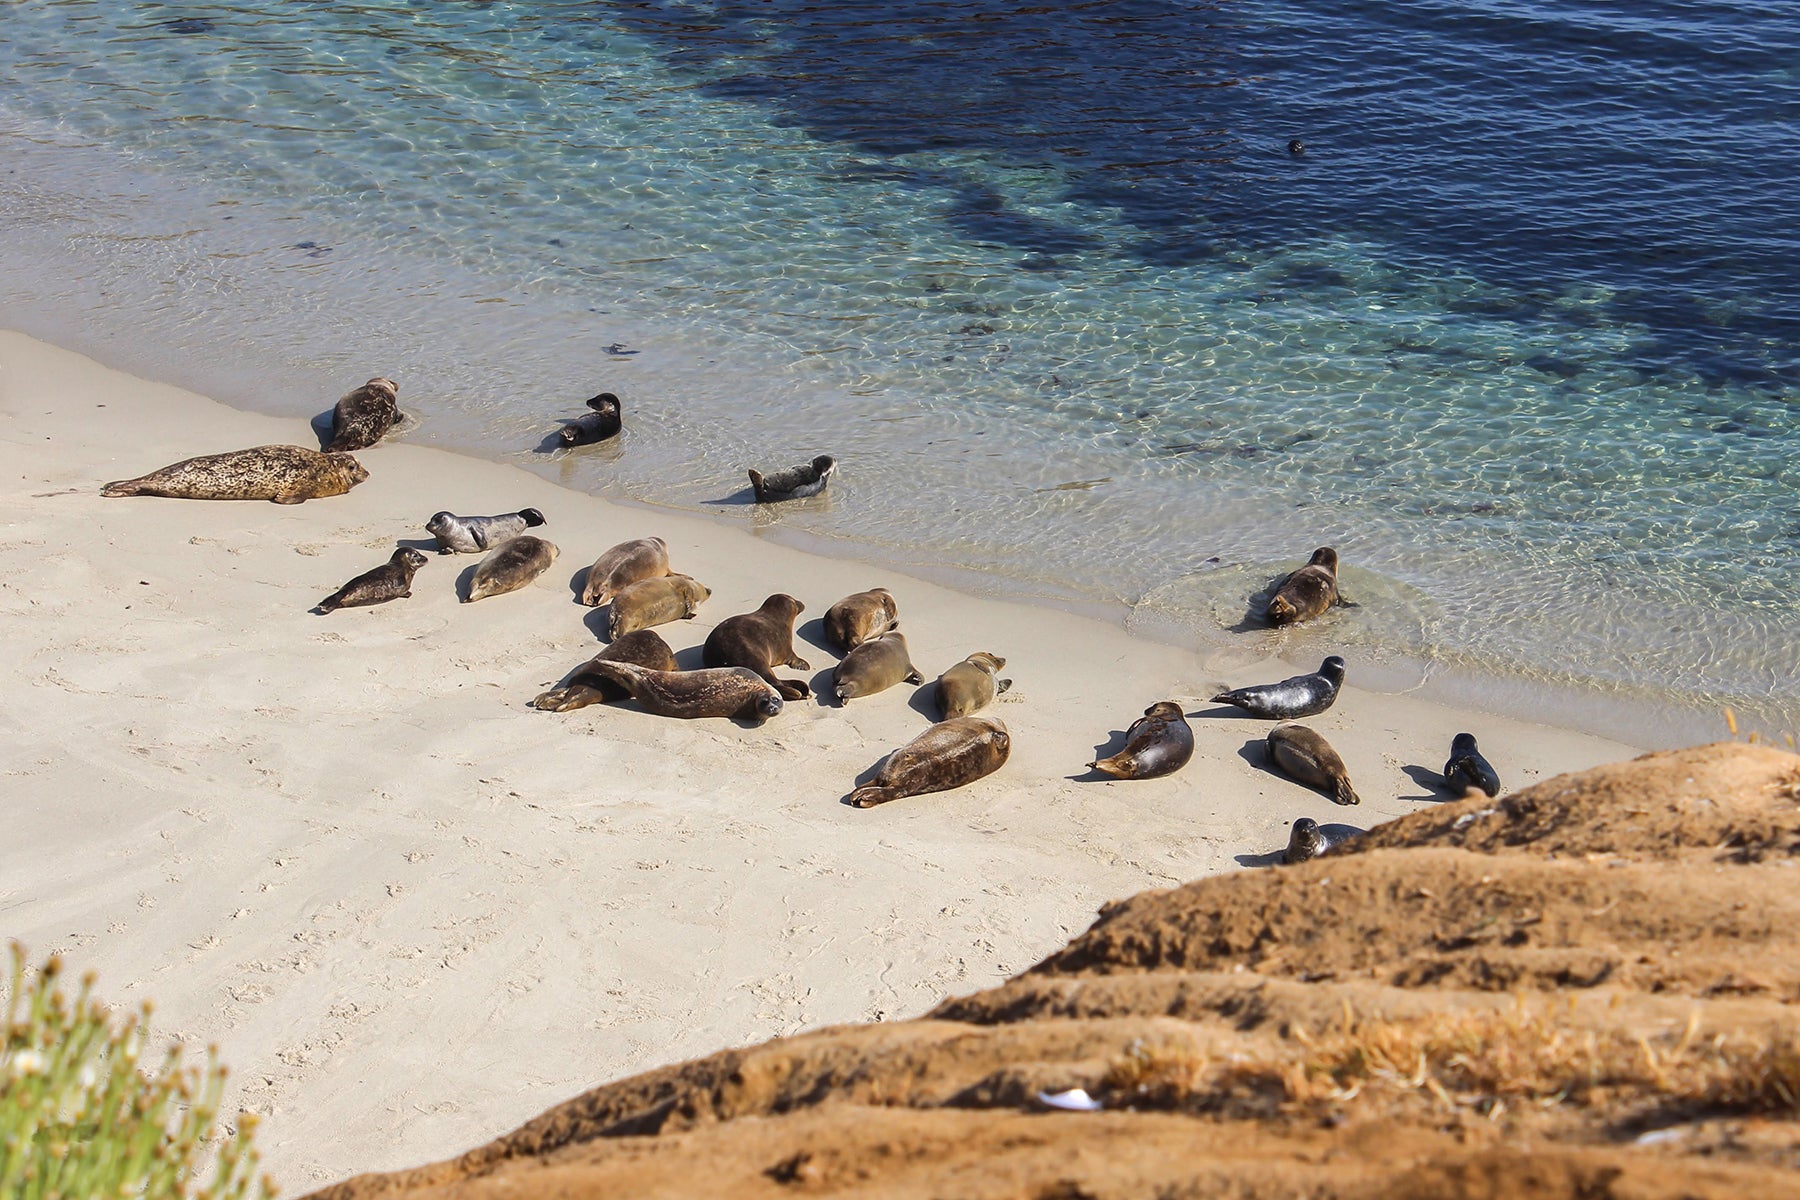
[1,942,275,1200]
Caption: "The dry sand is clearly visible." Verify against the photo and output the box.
[0,329,1655,1191]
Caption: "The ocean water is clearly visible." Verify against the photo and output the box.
[1,0,1796,742]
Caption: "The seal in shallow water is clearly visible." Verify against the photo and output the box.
[1266,547,1339,626]
[1443,732,1501,797]
[934,652,1011,719]
[748,454,835,502]
[1266,723,1359,805]
[703,593,811,700]
[557,392,622,447]
[584,662,783,721]
[607,573,710,640]
[425,508,546,554]
[833,630,922,703]
[1210,656,1345,719]
[327,377,402,452]
[532,629,678,711]
[465,535,559,603]
[580,536,670,607]
[316,546,427,613]
[849,715,1011,808]
[1089,701,1194,779]
[823,587,898,652]
[101,445,368,504]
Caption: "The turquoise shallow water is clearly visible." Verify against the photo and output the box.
[1,1,1796,742]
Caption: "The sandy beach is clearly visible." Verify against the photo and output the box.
[0,329,1653,1191]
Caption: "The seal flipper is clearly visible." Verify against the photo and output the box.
[996,677,1013,694]
[849,785,899,808]
[905,668,923,685]
[1333,777,1361,806]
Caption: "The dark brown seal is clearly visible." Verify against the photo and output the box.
[849,715,1011,808]
[580,536,670,607]
[583,662,783,721]
[832,630,922,703]
[101,445,368,504]
[557,392,622,447]
[1089,701,1194,780]
[327,377,402,452]
[465,535,559,603]
[532,629,678,712]
[703,594,811,700]
[315,547,427,613]
[823,587,898,652]
[608,573,710,640]
[1266,723,1359,805]
[934,652,1011,719]
[1266,547,1339,626]
[1443,732,1501,797]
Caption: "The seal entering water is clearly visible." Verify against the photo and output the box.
[849,716,1011,808]
[1266,547,1339,626]
[748,455,836,502]
[327,377,402,452]
[1211,656,1345,719]
[1443,732,1501,797]
[557,392,622,446]
[316,547,427,613]
[1089,701,1194,780]
[101,445,368,504]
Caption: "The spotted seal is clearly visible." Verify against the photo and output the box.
[584,662,783,722]
[531,629,678,712]
[465,535,559,603]
[557,392,622,447]
[1210,656,1345,719]
[748,454,835,502]
[1265,723,1359,805]
[607,573,710,640]
[1443,732,1501,797]
[315,547,427,613]
[327,377,402,452]
[580,536,670,607]
[425,508,546,554]
[832,630,922,703]
[1089,701,1194,780]
[934,652,1011,719]
[703,593,811,700]
[1266,547,1339,626]
[102,445,368,504]
[822,587,898,652]
[849,715,1011,808]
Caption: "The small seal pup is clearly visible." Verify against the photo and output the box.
[580,536,671,607]
[703,594,811,700]
[327,377,402,452]
[849,715,1011,808]
[1089,701,1194,780]
[748,454,836,502]
[1266,547,1339,626]
[315,547,427,613]
[1443,732,1501,797]
[823,587,898,652]
[557,392,622,447]
[465,535,559,603]
[102,445,368,504]
[1283,818,1362,864]
[583,662,783,722]
[1211,656,1345,719]
[425,508,546,554]
[532,629,678,711]
[1265,723,1359,805]
[935,653,1011,719]
[833,630,922,703]
[607,573,710,640]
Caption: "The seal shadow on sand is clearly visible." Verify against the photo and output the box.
[580,606,613,642]
[1188,703,1269,722]
[566,565,593,603]
[1400,763,1456,803]
[1068,726,1134,781]
[906,683,946,724]
[395,536,439,555]
[841,749,896,804]
[454,563,478,604]
[672,643,710,671]
[795,616,838,659]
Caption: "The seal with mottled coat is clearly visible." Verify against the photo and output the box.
[101,445,368,504]
[425,508,545,554]
[558,392,622,447]
[849,715,1011,808]
[327,377,402,452]
[823,587,898,652]
[1443,732,1501,797]
[1210,656,1345,719]
[465,535,559,603]
[832,630,922,703]
[748,454,835,502]
[1089,701,1194,779]
[934,652,1011,719]
[583,662,783,722]
[607,573,710,640]
[703,594,811,700]
[580,536,670,607]
[1266,547,1339,626]
[1265,723,1359,805]
[532,630,678,712]
[316,547,427,613]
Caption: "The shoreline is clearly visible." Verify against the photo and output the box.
[1,329,1655,1189]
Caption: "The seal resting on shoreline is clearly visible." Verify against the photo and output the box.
[833,630,922,703]
[583,662,783,722]
[557,392,622,447]
[703,593,811,700]
[532,630,678,712]
[1443,732,1501,797]
[934,652,1011,719]
[1266,547,1339,626]
[465,535,559,603]
[748,454,835,502]
[1266,723,1359,805]
[823,587,898,652]
[315,546,427,613]
[849,715,1011,808]
[425,508,546,554]
[580,536,671,607]
[101,445,368,504]
[327,377,402,452]
[607,573,710,640]
[1089,701,1194,780]
[1210,656,1345,719]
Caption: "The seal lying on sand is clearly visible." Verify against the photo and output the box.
[425,508,546,554]
[849,716,1011,808]
[465,535,558,602]
[102,446,368,504]
[833,631,922,703]
[580,536,670,607]
[1211,656,1345,719]
[327,377,402,452]
[935,653,1011,719]
[823,587,898,652]
[748,454,835,502]
[316,547,427,613]
[558,392,622,447]
[608,573,710,640]
[1089,701,1194,780]
[1283,817,1360,864]
[1443,732,1501,797]
[1266,547,1339,626]
[703,594,811,700]
[532,630,678,712]
[1266,723,1359,805]
[584,662,783,722]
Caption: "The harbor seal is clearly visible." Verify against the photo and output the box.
[822,587,898,652]
[465,535,559,603]
[832,630,922,703]
[557,392,622,446]
[425,508,546,554]
[1210,656,1345,719]
[748,454,836,502]
[607,573,710,640]
[1265,723,1359,805]
[849,715,1011,808]
[1443,732,1501,797]
[583,662,783,722]
[315,547,427,613]
[1282,818,1362,864]
[703,593,811,700]
[532,629,678,712]
[1266,547,1339,626]
[101,445,368,504]
[934,652,1011,719]
[580,536,671,607]
[327,377,402,452]
[1088,701,1194,779]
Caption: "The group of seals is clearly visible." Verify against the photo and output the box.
[532,630,679,712]
[102,445,369,504]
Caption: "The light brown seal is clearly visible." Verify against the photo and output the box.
[607,573,710,640]
[1266,547,1339,626]
[1266,723,1359,805]
[580,536,671,607]
[832,630,922,703]
[315,547,427,613]
[465,535,559,603]
[532,629,678,712]
[583,662,783,722]
[1088,701,1194,780]
[934,652,1011,719]
[849,715,1011,808]
[101,445,368,504]
[703,594,811,700]
[327,377,402,452]
[823,588,899,653]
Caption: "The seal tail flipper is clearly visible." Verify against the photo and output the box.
[1266,596,1296,625]
[996,678,1013,694]
[905,668,923,684]
[849,785,899,808]
[1333,778,1361,806]
[747,469,767,498]
[521,507,546,527]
